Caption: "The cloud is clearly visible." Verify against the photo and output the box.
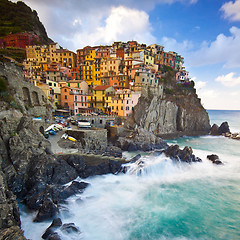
[161,37,194,55]
[187,26,240,68]
[73,6,156,49]
[221,0,240,21]
[194,80,206,90]
[13,0,197,50]
[215,72,240,87]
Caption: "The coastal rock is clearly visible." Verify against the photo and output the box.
[47,233,62,240]
[61,223,80,234]
[207,154,223,165]
[218,122,230,135]
[116,128,168,152]
[0,226,26,240]
[50,159,78,185]
[210,124,219,135]
[42,218,62,239]
[163,145,202,163]
[34,198,59,222]
[126,82,211,138]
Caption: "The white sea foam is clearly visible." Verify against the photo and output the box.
[20,136,240,240]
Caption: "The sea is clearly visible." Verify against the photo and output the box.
[20,110,240,240]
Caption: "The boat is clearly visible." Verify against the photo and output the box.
[77,120,91,129]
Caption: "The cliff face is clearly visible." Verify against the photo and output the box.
[0,62,53,119]
[127,80,211,138]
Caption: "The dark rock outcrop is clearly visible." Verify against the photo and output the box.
[210,124,219,135]
[42,218,62,239]
[210,122,231,136]
[163,145,202,163]
[207,154,223,165]
[116,128,168,152]
[218,122,230,135]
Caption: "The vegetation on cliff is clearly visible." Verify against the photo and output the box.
[0,0,52,44]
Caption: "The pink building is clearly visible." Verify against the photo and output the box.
[72,88,89,115]
[124,91,141,117]
[95,48,110,59]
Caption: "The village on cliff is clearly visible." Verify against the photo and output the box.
[1,32,190,117]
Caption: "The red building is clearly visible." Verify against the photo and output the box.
[4,32,39,49]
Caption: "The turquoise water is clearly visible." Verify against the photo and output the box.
[20,110,240,240]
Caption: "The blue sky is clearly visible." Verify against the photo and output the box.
[13,0,240,110]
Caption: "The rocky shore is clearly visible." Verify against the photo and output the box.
[0,62,222,239]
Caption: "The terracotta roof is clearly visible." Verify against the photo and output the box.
[94,85,112,91]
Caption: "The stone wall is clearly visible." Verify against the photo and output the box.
[0,62,53,119]
[77,116,115,128]
[66,129,108,152]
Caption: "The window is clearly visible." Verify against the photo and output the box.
[54,83,56,87]
[100,120,102,124]
[121,106,123,110]
[48,82,52,86]
[64,89,67,92]
[65,95,67,99]
[127,100,129,104]
[126,106,129,110]
[112,106,114,110]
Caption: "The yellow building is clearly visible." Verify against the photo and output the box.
[90,85,115,111]
[100,57,122,78]
[83,48,96,86]
[45,79,61,107]
[105,89,141,117]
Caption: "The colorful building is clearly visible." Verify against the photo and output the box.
[4,32,39,49]
[90,85,115,111]
[60,86,89,115]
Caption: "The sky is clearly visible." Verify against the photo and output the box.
[13,0,240,110]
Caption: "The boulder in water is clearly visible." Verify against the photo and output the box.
[42,218,62,239]
[218,122,230,135]
[210,124,219,135]
[207,154,223,165]
[60,223,80,234]
[163,145,202,163]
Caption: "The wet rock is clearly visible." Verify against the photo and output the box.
[47,233,61,240]
[210,124,219,135]
[129,154,142,163]
[163,145,202,163]
[218,122,230,135]
[61,223,80,234]
[58,181,89,200]
[207,154,223,165]
[34,198,59,222]
[50,159,78,185]
[42,218,62,239]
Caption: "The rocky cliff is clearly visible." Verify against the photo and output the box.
[126,73,211,138]
[0,0,52,44]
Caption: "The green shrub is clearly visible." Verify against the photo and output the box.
[165,88,173,94]
[0,77,7,92]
